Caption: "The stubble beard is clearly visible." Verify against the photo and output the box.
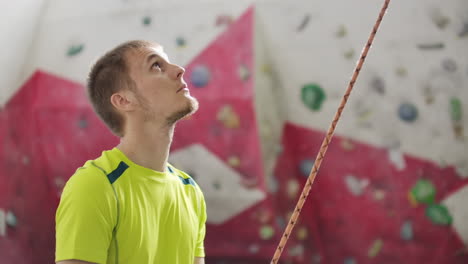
[135,90,199,126]
[166,96,199,126]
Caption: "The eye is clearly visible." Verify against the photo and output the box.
[152,61,161,69]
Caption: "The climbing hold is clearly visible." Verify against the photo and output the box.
[256,209,272,224]
[176,36,186,48]
[426,204,453,225]
[410,179,436,205]
[343,49,355,60]
[442,58,457,72]
[340,138,355,151]
[370,76,385,94]
[301,83,326,111]
[259,225,275,240]
[458,22,468,38]
[78,118,88,129]
[142,16,152,26]
[344,257,356,264]
[287,179,300,199]
[215,14,233,27]
[67,44,84,57]
[296,226,308,240]
[345,174,368,196]
[268,177,279,194]
[5,211,17,228]
[368,239,383,258]
[299,159,315,178]
[388,148,406,171]
[191,65,211,87]
[54,177,65,190]
[276,216,286,229]
[227,156,240,167]
[248,244,260,254]
[400,220,413,240]
[430,12,450,30]
[450,97,462,122]
[395,66,408,77]
[336,25,347,38]
[213,180,222,190]
[240,177,258,189]
[455,161,468,179]
[261,63,273,75]
[398,102,418,122]
[408,191,419,207]
[288,244,304,257]
[238,64,250,81]
[297,14,311,32]
[217,105,240,129]
[417,43,445,50]
[373,189,386,200]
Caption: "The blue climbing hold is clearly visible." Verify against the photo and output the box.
[176,36,186,48]
[400,220,413,241]
[191,65,211,87]
[398,103,418,122]
[299,159,315,177]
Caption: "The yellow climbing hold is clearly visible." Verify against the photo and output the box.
[217,105,240,128]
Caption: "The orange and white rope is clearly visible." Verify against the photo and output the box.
[271,1,391,262]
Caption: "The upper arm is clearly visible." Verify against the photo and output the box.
[194,189,207,258]
[55,168,117,263]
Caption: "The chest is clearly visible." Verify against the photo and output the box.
[115,176,200,253]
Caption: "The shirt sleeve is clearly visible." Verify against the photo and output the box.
[55,167,117,264]
[194,191,207,258]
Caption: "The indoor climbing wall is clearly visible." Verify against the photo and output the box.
[1,1,276,263]
[254,0,468,263]
[0,71,118,263]
[0,0,467,263]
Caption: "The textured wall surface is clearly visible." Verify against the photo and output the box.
[0,0,467,263]
[0,0,46,105]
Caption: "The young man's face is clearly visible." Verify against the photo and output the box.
[126,44,198,125]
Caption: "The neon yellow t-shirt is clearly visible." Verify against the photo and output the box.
[55,148,206,264]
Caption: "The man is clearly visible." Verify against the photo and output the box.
[55,40,206,264]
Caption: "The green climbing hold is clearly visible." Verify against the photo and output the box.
[410,179,436,205]
[367,239,383,258]
[426,204,453,225]
[450,98,462,122]
[301,83,326,111]
[67,44,84,57]
[259,225,275,240]
[142,16,152,26]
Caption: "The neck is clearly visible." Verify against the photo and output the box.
[117,122,175,172]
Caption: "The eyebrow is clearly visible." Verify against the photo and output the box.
[145,53,160,65]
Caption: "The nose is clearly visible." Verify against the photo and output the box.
[171,64,185,80]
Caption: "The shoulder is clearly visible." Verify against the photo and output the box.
[61,159,116,200]
[68,162,108,187]
[57,160,118,221]
[65,148,127,189]
[168,164,199,186]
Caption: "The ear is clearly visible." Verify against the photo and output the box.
[110,90,136,112]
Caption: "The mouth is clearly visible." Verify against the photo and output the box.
[177,84,189,93]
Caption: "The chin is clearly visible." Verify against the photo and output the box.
[167,97,199,125]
